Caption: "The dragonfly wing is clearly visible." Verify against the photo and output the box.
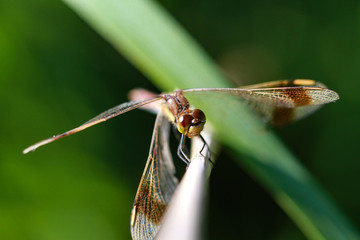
[183,80,339,126]
[238,79,328,89]
[224,85,338,125]
[130,110,178,240]
[237,98,324,126]
[82,97,163,125]
[23,96,162,154]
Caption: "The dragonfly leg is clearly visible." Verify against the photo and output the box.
[177,134,190,164]
[199,134,214,166]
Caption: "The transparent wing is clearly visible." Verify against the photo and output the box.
[23,96,163,154]
[130,110,178,240]
[183,79,339,126]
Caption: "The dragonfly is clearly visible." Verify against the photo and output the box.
[23,79,339,240]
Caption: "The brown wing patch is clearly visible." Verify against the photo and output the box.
[132,181,167,226]
[280,88,312,106]
[272,88,312,125]
[272,107,294,126]
[130,111,178,240]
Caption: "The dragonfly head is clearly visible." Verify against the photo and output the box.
[177,109,206,138]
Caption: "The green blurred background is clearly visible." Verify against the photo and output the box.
[1,0,359,239]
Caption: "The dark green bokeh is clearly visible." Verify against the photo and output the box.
[0,0,359,239]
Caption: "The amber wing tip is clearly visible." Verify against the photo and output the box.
[23,147,34,154]
[22,137,55,154]
[23,144,39,154]
[23,143,41,154]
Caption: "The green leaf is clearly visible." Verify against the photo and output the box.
[63,0,359,239]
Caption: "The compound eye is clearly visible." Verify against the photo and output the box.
[179,114,193,128]
[178,114,193,134]
[193,109,205,121]
[191,109,206,126]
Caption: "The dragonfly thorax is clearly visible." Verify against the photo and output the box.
[165,90,190,118]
